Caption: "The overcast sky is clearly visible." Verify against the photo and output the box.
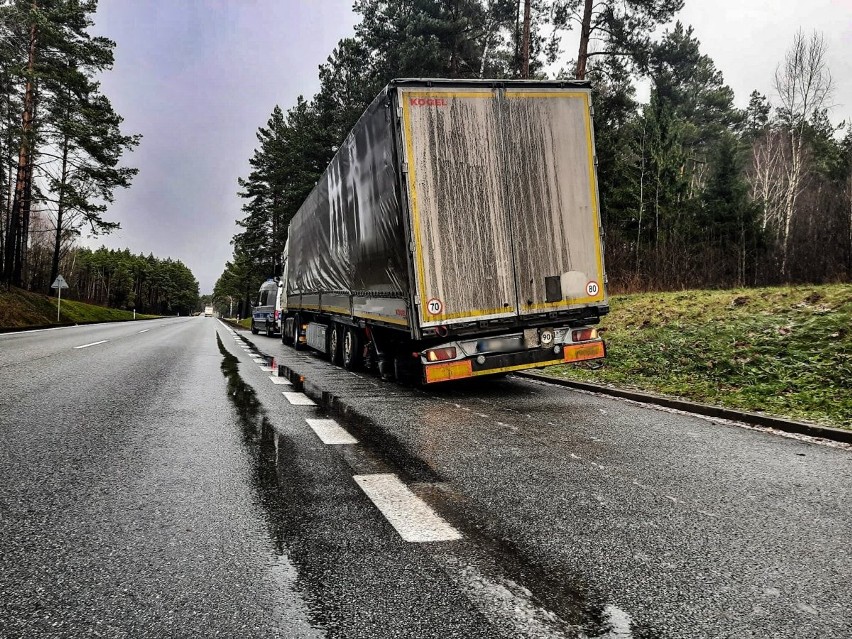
[89,0,852,294]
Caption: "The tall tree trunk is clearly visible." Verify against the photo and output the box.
[18,143,34,285]
[575,0,593,80]
[3,11,37,286]
[513,0,521,76]
[521,0,531,78]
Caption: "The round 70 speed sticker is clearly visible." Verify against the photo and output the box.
[426,298,443,315]
[586,281,600,296]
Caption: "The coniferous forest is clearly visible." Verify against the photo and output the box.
[0,0,198,314]
[217,0,851,314]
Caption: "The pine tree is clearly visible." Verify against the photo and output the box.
[572,0,684,79]
[0,0,138,290]
[39,0,139,292]
[235,105,291,279]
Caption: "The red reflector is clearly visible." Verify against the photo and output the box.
[426,347,456,362]
[572,328,598,342]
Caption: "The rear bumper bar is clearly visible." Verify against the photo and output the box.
[424,340,605,384]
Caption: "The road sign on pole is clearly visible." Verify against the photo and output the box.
[51,275,69,322]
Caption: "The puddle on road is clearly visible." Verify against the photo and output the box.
[217,334,328,637]
[219,334,647,639]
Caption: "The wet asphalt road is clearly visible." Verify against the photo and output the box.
[253,327,852,639]
[1,318,850,638]
[1,319,493,638]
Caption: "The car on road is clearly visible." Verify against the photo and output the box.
[251,278,282,336]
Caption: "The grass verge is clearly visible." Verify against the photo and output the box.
[0,286,158,329]
[542,284,851,429]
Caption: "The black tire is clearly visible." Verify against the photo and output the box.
[251,321,259,335]
[293,314,306,351]
[327,323,342,365]
[342,326,362,370]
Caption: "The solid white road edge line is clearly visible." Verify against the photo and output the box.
[73,340,108,349]
[282,392,316,406]
[353,473,461,543]
[0,326,67,336]
[305,418,358,445]
[269,376,291,385]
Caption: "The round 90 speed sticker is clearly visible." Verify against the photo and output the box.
[586,281,600,296]
[426,298,443,315]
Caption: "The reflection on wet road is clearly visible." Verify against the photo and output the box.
[220,330,646,639]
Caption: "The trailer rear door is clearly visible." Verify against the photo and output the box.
[400,87,517,327]
[398,85,605,328]
[502,88,606,315]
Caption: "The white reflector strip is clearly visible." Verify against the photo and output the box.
[282,392,315,406]
[305,418,357,445]
[353,474,462,543]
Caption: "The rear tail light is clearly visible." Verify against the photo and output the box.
[572,328,599,342]
[274,310,279,320]
[425,347,457,362]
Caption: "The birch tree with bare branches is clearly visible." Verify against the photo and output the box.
[748,129,788,235]
[773,29,833,276]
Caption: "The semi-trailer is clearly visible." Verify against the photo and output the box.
[278,78,608,384]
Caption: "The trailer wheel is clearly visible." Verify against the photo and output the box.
[328,323,342,365]
[282,318,294,345]
[342,326,362,370]
[293,314,306,351]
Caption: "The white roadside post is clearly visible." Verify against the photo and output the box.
[50,275,69,322]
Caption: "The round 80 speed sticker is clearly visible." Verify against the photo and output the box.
[586,281,600,296]
[426,298,443,315]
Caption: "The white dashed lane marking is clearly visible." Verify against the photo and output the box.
[353,474,462,543]
[305,418,358,445]
[269,376,291,385]
[282,392,316,406]
[73,340,108,349]
[137,329,149,334]
[259,366,275,372]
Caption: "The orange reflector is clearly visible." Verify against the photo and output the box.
[425,360,473,383]
[563,341,605,363]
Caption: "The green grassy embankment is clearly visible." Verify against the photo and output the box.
[542,284,852,428]
[0,286,158,329]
